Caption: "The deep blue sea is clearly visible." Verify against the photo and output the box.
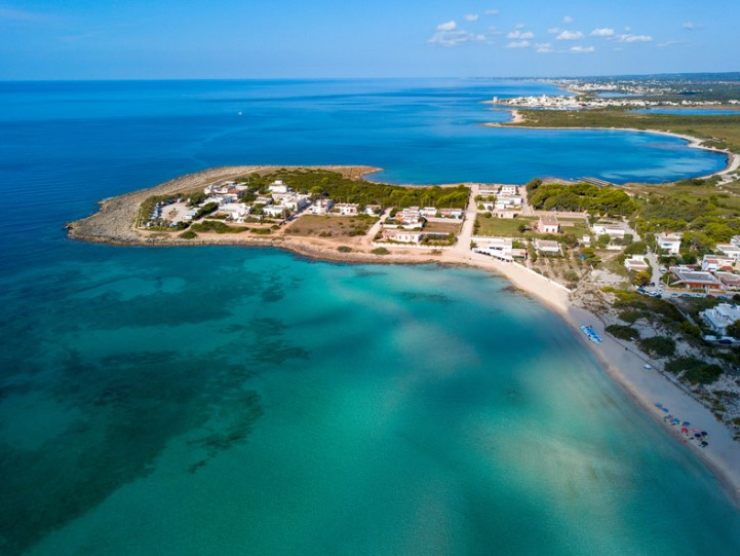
[0,79,738,555]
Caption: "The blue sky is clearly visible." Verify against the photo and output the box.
[0,1,737,79]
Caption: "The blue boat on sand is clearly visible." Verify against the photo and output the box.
[580,325,603,344]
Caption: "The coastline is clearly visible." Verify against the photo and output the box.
[67,167,740,506]
[485,120,739,181]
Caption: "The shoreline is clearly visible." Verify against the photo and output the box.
[485,119,739,181]
[67,167,740,506]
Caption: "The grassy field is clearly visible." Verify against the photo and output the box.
[285,215,377,238]
[510,110,740,154]
[474,216,535,237]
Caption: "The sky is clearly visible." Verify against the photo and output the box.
[0,0,738,79]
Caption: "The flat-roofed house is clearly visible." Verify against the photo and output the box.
[701,255,735,273]
[537,216,560,235]
[624,255,649,272]
[263,205,287,218]
[268,180,291,195]
[534,239,561,254]
[382,229,423,244]
[700,303,740,335]
[591,222,627,239]
[716,243,740,261]
[716,272,740,291]
[309,198,333,215]
[335,203,359,216]
[656,232,682,255]
[669,266,722,291]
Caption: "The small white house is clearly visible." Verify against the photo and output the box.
[715,243,740,260]
[701,254,735,272]
[700,303,740,335]
[624,255,649,272]
[656,232,682,255]
[219,203,249,221]
[439,208,464,220]
[268,180,291,195]
[365,204,382,216]
[420,207,438,218]
[383,229,422,244]
[309,199,334,215]
[591,222,627,239]
[535,239,561,254]
[335,203,359,216]
[499,185,518,196]
[537,216,560,235]
[263,205,287,218]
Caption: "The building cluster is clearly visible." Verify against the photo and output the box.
[491,94,739,110]
[478,184,524,219]
[665,235,740,292]
[380,206,464,245]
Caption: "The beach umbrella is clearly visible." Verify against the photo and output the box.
[655,403,663,408]
[682,421,690,426]
[661,407,669,413]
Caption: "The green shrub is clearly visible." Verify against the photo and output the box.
[179,230,198,239]
[371,247,390,255]
[337,246,352,253]
[638,336,676,358]
[684,364,723,385]
[606,324,640,341]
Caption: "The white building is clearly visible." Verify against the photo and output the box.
[420,207,438,218]
[365,204,382,216]
[656,232,682,255]
[309,199,334,215]
[495,196,523,211]
[624,255,649,272]
[700,303,740,335]
[715,243,740,260]
[499,185,518,196]
[591,222,627,239]
[383,229,422,244]
[219,203,249,222]
[438,208,464,220]
[268,180,291,195]
[335,203,359,216]
[701,254,735,273]
[535,239,561,254]
[537,216,560,235]
[263,205,287,218]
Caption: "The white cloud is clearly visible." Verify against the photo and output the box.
[507,29,534,39]
[506,40,531,49]
[556,30,583,40]
[618,33,653,43]
[658,40,684,48]
[485,9,499,16]
[514,23,525,29]
[683,21,697,30]
[535,42,553,53]
[437,20,457,31]
[563,16,573,24]
[465,14,479,22]
[429,22,487,47]
[570,45,595,53]
[591,28,614,37]
[547,27,561,34]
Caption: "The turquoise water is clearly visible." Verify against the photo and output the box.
[0,79,738,554]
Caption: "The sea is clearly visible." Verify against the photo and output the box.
[0,79,738,555]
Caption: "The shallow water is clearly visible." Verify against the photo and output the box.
[0,79,738,554]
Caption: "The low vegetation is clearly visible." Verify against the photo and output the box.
[665,357,723,385]
[638,336,676,358]
[240,169,470,209]
[605,324,640,341]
